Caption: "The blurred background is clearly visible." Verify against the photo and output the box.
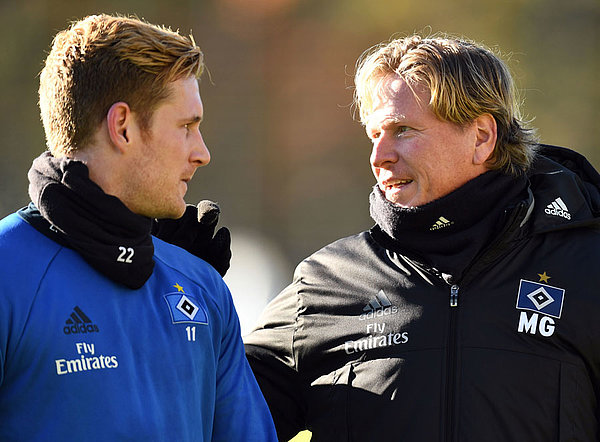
[1,0,598,336]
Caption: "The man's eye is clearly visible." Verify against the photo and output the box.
[396,126,410,135]
[184,123,197,134]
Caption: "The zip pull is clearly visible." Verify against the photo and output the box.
[450,284,459,307]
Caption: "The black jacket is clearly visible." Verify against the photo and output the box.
[245,145,600,442]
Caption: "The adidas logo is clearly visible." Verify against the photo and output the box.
[360,290,398,320]
[545,197,571,220]
[430,216,454,231]
[63,306,100,335]
[363,289,392,312]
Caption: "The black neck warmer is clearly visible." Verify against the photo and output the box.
[369,170,528,281]
[22,151,154,289]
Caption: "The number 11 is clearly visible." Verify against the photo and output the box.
[186,326,196,342]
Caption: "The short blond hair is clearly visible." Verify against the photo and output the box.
[39,14,204,157]
[354,34,538,174]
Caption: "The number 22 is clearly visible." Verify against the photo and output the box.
[117,246,134,263]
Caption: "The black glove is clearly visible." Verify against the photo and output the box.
[152,200,231,276]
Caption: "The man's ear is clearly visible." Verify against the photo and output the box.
[472,113,497,166]
[106,102,133,153]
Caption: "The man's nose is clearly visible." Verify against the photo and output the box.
[370,134,398,168]
[191,133,211,167]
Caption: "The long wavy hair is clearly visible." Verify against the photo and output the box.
[354,34,538,175]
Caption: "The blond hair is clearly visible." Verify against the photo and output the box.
[39,14,204,156]
[354,34,538,174]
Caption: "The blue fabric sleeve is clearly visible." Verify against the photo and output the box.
[212,284,277,441]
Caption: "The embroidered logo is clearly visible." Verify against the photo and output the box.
[516,279,565,318]
[55,342,119,376]
[545,197,571,220]
[516,277,565,337]
[164,284,208,325]
[349,289,407,354]
[430,216,454,231]
[63,306,100,335]
[359,290,399,321]
[363,289,392,312]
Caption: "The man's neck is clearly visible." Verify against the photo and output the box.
[68,142,126,209]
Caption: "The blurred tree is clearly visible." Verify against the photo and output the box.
[0,0,597,281]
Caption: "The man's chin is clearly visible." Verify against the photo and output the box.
[167,205,187,219]
[385,191,415,208]
[150,203,187,220]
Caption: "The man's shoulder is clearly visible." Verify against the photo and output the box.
[0,211,66,296]
[294,230,379,276]
[528,145,600,232]
[543,222,600,247]
[0,211,35,241]
[0,211,62,261]
[151,235,223,285]
[307,230,375,259]
[150,236,236,324]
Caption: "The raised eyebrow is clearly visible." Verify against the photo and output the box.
[366,116,403,134]
[380,116,406,129]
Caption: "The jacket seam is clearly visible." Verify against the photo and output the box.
[291,276,303,372]
[13,244,64,358]
[464,345,587,368]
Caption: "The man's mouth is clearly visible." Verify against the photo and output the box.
[383,179,413,189]
[180,177,191,193]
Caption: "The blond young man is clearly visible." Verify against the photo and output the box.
[244,35,600,441]
[0,14,276,440]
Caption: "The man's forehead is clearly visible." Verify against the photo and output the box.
[366,109,407,129]
[161,77,203,110]
[373,75,428,103]
[366,76,429,126]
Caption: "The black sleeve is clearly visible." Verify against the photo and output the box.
[245,344,306,442]
[244,279,307,441]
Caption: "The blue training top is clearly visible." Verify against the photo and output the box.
[0,212,276,441]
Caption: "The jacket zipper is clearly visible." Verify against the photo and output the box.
[438,195,529,440]
[446,284,460,442]
[450,285,459,307]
